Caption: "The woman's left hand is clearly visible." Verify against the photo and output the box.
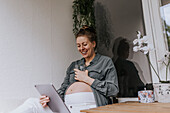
[74,69,94,85]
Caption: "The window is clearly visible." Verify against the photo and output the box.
[160,0,170,51]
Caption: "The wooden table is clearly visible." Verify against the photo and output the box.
[80,102,170,113]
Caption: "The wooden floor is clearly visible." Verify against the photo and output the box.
[81,102,170,113]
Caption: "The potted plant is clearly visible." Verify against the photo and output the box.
[133,31,170,102]
[72,0,95,35]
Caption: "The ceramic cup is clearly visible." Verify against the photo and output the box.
[138,89,154,103]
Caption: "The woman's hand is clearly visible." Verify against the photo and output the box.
[39,95,50,108]
[74,69,94,85]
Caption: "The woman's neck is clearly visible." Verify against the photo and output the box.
[85,53,96,66]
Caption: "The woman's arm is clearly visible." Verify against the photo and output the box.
[57,62,75,100]
[57,74,70,100]
[90,59,119,97]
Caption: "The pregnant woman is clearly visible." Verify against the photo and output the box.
[10,26,119,113]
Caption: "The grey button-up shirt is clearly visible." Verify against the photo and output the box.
[57,53,119,107]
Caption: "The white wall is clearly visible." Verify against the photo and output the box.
[0,0,80,112]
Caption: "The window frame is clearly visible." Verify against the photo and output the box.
[141,0,169,83]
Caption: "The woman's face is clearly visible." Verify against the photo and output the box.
[76,36,96,60]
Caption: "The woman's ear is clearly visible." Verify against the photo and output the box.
[92,41,96,48]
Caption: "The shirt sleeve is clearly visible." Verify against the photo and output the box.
[91,58,119,97]
[57,62,74,100]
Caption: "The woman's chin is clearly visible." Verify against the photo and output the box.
[82,54,88,58]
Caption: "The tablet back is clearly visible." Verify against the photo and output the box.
[35,83,71,113]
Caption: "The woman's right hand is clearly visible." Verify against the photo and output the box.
[39,95,50,108]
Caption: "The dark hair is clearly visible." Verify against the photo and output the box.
[76,25,97,49]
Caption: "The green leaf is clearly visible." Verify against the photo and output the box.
[72,0,96,35]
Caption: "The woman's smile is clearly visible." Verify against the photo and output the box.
[76,36,96,62]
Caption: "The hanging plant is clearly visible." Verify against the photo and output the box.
[72,0,95,35]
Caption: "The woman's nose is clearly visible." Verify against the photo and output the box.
[80,46,84,50]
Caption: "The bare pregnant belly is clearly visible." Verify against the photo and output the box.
[65,82,92,95]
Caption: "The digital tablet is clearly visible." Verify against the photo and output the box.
[35,83,71,113]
